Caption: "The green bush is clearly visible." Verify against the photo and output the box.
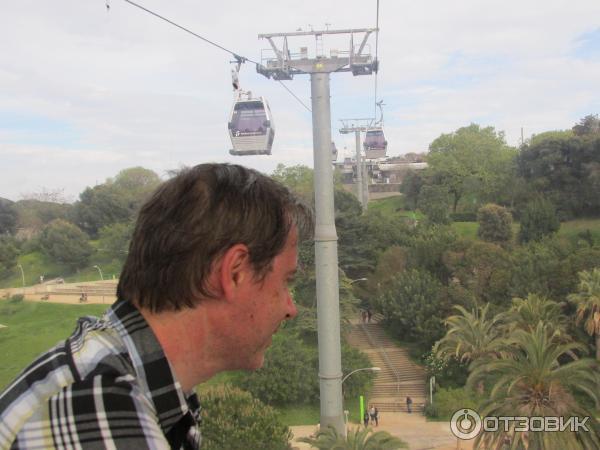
[374,269,451,353]
[199,385,291,450]
[236,331,319,405]
[39,219,93,269]
[477,203,512,243]
[419,185,451,225]
[0,237,19,278]
[518,198,560,243]
[341,344,375,399]
[427,387,482,420]
[9,294,24,303]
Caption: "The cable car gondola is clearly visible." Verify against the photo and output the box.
[363,128,387,159]
[363,100,387,159]
[228,59,274,156]
[228,94,274,155]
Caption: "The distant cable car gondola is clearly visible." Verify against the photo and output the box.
[363,100,387,159]
[363,128,387,159]
[228,57,274,156]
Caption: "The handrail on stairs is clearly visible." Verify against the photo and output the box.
[359,320,402,395]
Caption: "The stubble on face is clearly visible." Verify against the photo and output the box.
[231,229,299,371]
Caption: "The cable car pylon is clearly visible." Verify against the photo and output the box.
[255,27,379,436]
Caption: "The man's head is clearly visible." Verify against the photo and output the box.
[117,163,313,313]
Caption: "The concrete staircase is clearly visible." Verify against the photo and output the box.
[345,319,427,413]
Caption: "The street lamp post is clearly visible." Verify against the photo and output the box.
[341,366,381,384]
[93,265,104,281]
[16,264,25,287]
[341,366,381,432]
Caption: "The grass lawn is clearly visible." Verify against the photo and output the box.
[451,221,479,239]
[451,218,600,245]
[0,300,107,390]
[368,196,405,216]
[277,395,365,426]
[558,218,600,245]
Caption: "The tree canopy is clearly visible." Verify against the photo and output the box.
[426,124,517,212]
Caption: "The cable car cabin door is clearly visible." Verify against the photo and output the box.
[228,97,274,156]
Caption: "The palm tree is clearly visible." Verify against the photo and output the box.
[468,323,600,450]
[434,304,504,363]
[505,294,570,343]
[298,426,407,450]
[568,268,600,361]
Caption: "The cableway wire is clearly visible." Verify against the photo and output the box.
[120,0,311,112]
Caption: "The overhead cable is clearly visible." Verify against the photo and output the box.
[119,0,311,112]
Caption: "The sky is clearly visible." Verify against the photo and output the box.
[1,0,599,202]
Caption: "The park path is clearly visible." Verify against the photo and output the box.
[290,412,473,450]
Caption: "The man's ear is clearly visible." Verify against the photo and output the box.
[219,244,251,300]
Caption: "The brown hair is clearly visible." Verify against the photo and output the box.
[117,163,313,312]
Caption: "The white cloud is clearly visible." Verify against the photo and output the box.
[1,0,599,200]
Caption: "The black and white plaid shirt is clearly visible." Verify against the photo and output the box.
[0,299,201,449]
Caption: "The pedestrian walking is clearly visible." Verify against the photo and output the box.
[369,405,379,426]
[366,309,372,323]
[406,396,413,413]
[363,410,370,427]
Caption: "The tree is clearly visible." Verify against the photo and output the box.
[572,114,600,136]
[374,269,451,353]
[517,132,600,218]
[399,170,423,210]
[13,200,72,236]
[366,246,408,294]
[476,203,512,243]
[434,304,504,364]
[568,268,600,360]
[72,184,131,237]
[39,219,93,269]
[510,237,575,300]
[0,198,17,235]
[468,324,600,450]
[72,167,161,237]
[341,344,375,399]
[518,198,560,243]
[97,222,134,264]
[505,294,570,342]
[236,331,318,405]
[528,129,573,147]
[298,425,407,450]
[0,236,19,277]
[271,164,314,205]
[418,185,450,224]
[407,225,457,283]
[426,124,517,212]
[444,240,512,306]
[337,210,410,279]
[199,386,292,450]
